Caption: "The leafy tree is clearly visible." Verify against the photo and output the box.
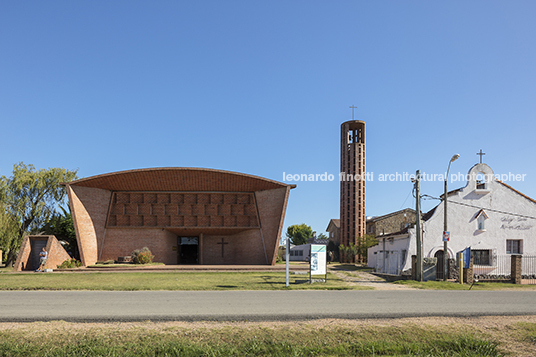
[358,234,378,260]
[41,206,78,259]
[339,234,378,263]
[339,242,358,263]
[0,162,78,266]
[286,224,313,246]
[0,203,18,263]
[317,233,328,240]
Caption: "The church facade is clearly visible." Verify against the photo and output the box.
[368,163,536,276]
[64,168,294,266]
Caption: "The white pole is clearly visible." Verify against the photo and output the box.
[286,238,290,287]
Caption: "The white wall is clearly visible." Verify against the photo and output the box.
[370,163,536,275]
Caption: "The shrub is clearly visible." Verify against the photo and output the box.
[57,258,82,269]
[131,247,154,264]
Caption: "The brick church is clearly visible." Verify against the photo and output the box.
[63,168,294,266]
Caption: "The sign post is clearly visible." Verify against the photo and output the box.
[286,238,290,287]
[309,244,327,283]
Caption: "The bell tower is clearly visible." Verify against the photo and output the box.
[340,116,366,262]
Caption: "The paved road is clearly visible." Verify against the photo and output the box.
[1,290,535,322]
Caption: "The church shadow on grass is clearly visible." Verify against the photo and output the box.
[260,275,309,286]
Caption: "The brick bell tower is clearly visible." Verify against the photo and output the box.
[340,116,366,262]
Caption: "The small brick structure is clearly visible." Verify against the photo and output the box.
[14,235,71,271]
[463,256,474,285]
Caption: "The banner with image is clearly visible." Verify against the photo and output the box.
[310,244,327,275]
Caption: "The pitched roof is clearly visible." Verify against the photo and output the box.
[497,180,536,205]
[326,219,340,231]
[366,208,415,223]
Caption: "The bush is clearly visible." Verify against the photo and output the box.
[131,247,154,264]
[57,258,82,269]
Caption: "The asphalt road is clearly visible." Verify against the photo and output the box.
[1,290,535,322]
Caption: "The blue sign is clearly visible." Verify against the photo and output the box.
[462,247,471,268]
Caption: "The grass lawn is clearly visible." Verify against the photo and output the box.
[0,317,525,356]
[0,271,371,291]
[394,279,536,290]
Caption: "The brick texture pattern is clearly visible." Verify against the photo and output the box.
[65,168,293,266]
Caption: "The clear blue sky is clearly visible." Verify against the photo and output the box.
[1,1,535,237]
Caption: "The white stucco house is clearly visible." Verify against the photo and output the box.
[368,163,536,277]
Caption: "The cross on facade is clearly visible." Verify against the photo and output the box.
[349,105,357,120]
[217,238,228,257]
[477,149,486,164]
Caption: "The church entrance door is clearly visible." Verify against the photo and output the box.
[435,250,444,280]
[178,237,198,264]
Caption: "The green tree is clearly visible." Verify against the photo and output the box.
[339,234,378,264]
[0,203,18,263]
[41,206,78,259]
[0,162,78,266]
[286,224,313,246]
[317,233,328,240]
[358,234,378,261]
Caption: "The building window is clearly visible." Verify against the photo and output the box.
[367,225,374,234]
[477,215,486,230]
[475,209,488,231]
[507,240,523,254]
[472,250,491,265]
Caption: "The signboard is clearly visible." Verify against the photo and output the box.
[442,231,450,242]
[462,247,471,268]
[310,244,327,275]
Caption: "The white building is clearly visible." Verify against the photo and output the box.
[369,163,536,277]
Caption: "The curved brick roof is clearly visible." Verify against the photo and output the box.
[65,167,294,192]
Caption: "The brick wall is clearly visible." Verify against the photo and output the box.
[66,169,293,266]
[68,185,112,266]
[368,210,416,237]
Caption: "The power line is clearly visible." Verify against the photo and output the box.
[424,195,536,220]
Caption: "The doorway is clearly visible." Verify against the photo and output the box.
[30,239,47,270]
[435,250,444,280]
[178,237,198,264]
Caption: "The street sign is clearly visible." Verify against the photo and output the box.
[443,231,450,242]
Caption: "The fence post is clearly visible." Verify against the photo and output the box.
[511,254,522,284]
[463,256,473,285]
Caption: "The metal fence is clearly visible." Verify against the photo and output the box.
[473,254,536,284]
[522,255,536,285]
[473,254,511,281]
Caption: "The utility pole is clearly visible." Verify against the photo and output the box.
[415,170,423,281]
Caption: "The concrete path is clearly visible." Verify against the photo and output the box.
[1,290,536,322]
[328,266,417,290]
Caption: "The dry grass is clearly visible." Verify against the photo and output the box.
[2,316,535,356]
